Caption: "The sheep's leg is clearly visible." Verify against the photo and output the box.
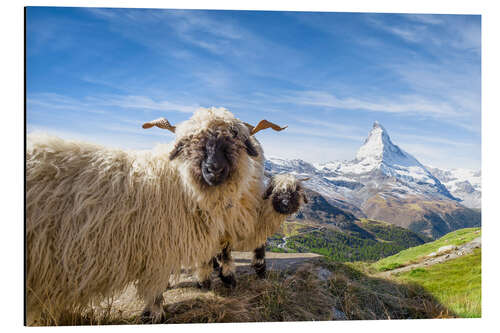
[252,244,267,279]
[196,258,215,290]
[141,294,165,324]
[216,244,236,288]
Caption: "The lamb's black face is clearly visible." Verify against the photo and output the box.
[201,135,232,186]
[272,188,301,214]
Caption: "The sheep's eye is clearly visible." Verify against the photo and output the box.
[231,128,238,138]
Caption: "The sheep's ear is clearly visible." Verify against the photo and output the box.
[263,184,274,200]
[302,193,309,204]
[142,118,176,133]
[244,138,259,157]
[247,120,287,135]
[169,141,184,160]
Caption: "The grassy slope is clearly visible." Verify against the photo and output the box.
[269,219,429,262]
[372,227,480,271]
[394,249,481,318]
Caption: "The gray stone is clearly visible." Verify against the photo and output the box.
[317,268,331,281]
[437,245,458,254]
[331,307,347,320]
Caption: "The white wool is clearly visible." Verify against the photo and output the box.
[25,107,267,324]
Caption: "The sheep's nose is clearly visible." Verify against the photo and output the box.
[206,163,224,175]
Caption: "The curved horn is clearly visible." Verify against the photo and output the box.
[244,122,255,133]
[142,117,176,133]
[248,120,287,135]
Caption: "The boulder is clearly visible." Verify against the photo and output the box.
[437,245,458,254]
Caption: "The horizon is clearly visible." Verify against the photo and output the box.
[26,7,481,170]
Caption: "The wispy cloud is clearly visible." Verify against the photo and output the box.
[28,93,199,114]
[402,142,480,170]
[91,95,199,114]
[86,8,247,56]
[284,90,459,117]
[27,124,173,151]
[366,13,480,55]
[405,14,445,25]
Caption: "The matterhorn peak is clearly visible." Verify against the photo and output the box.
[356,121,396,162]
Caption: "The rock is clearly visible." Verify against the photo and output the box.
[426,252,437,258]
[331,307,347,320]
[437,245,457,254]
[317,268,331,281]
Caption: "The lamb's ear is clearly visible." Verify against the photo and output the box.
[244,138,259,157]
[169,141,184,160]
[302,193,309,204]
[263,183,274,200]
[143,118,176,133]
[244,120,287,136]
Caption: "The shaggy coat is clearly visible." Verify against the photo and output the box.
[235,174,308,251]
[26,107,273,324]
[197,174,308,286]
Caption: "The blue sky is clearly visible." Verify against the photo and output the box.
[26,7,481,169]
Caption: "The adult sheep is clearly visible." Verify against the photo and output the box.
[197,173,309,289]
[26,107,286,324]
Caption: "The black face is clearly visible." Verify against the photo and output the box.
[271,187,302,215]
[201,135,232,186]
[169,126,260,188]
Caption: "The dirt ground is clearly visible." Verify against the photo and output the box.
[97,251,323,318]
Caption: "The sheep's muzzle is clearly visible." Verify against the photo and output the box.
[200,136,233,187]
[272,188,302,215]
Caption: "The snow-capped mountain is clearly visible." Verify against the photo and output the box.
[426,167,481,209]
[266,121,454,206]
[265,121,481,238]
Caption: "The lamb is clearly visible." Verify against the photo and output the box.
[26,107,286,324]
[197,174,309,289]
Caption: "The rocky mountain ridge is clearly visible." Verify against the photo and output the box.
[265,122,481,238]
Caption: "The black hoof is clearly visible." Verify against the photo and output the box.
[197,279,212,290]
[254,264,267,279]
[141,310,165,324]
[220,273,237,289]
[140,311,153,324]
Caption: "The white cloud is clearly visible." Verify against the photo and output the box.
[402,142,481,170]
[28,93,199,115]
[259,134,359,164]
[87,8,247,56]
[94,95,199,114]
[405,14,445,25]
[285,90,459,118]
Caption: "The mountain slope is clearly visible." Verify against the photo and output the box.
[427,166,481,209]
[265,121,481,238]
[268,188,431,262]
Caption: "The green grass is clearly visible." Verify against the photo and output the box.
[394,248,481,318]
[269,219,429,263]
[372,227,480,271]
